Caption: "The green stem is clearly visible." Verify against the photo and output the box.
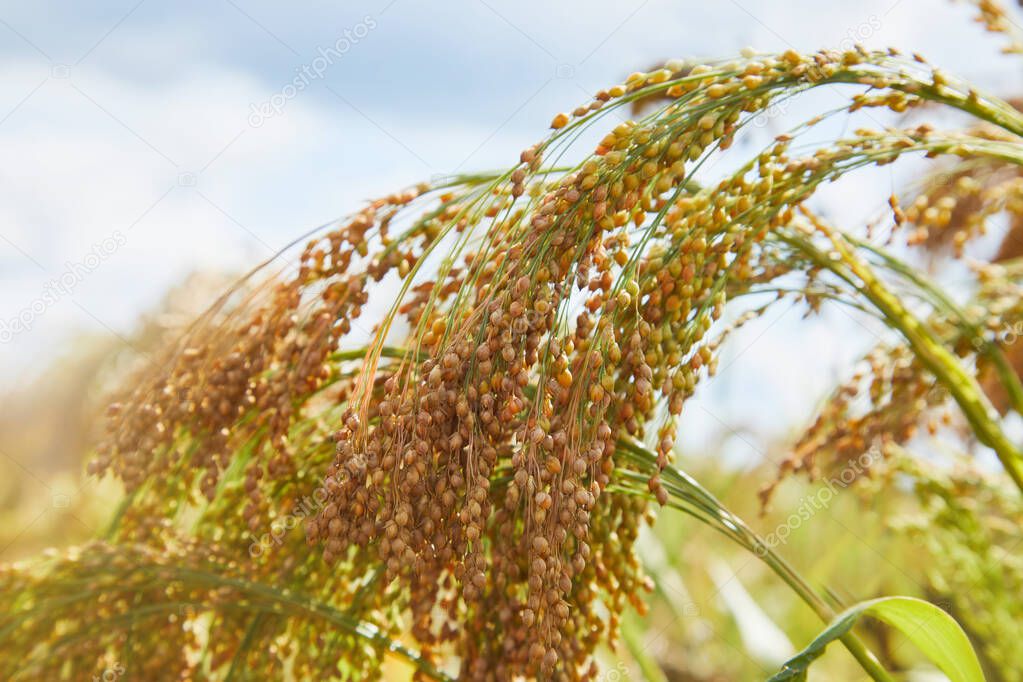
[615,440,894,682]
[752,543,895,682]
[846,235,1023,416]
[813,228,1023,495]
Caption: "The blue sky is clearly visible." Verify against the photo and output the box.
[1,0,1020,449]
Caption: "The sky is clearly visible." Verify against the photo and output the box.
[0,0,1020,452]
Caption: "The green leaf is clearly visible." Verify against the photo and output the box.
[768,596,984,682]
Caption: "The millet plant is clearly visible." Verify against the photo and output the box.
[2,3,1022,680]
